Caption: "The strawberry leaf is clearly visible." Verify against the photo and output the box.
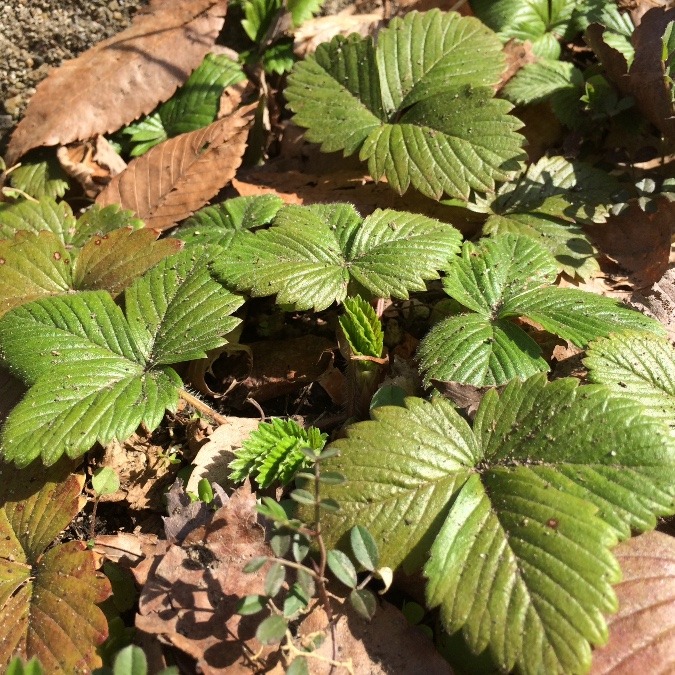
[418,234,662,386]
[0,250,243,466]
[8,149,69,200]
[585,331,675,433]
[174,195,284,250]
[0,473,110,671]
[317,375,675,674]
[286,10,525,200]
[213,203,462,310]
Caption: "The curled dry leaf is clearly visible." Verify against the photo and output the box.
[293,11,384,58]
[56,136,127,198]
[590,531,675,674]
[134,483,279,674]
[97,104,255,230]
[186,418,261,494]
[6,0,229,164]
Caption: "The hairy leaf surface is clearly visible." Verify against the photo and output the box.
[318,376,675,674]
[585,332,675,433]
[174,194,284,249]
[286,10,525,200]
[213,203,462,310]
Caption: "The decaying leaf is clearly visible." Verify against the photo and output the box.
[590,531,675,674]
[588,198,673,289]
[56,136,127,198]
[97,104,255,230]
[186,418,261,494]
[0,471,111,672]
[6,0,229,164]
[134,483,279,674]
[629,266,675,340]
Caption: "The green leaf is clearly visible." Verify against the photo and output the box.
[242,0,279,42]
[214,203,462,311]
[0,197,76,242]
[112,645,147,675]
[339,295,383,358]
[285,657,309,675]
[92,467,120,496]
[262,39,296,75]
[0,250,242,466]
[350,525,379,571]
[349,588,377,620]
[502,59,584,106]
[474,156,619,278]
[236,594,267,615]
[160,54,246,136]
[286,10,525,200]
[585,332,675,433]
[256,615,288,645]
[264,562,286,597]
[327,549,358,588]
[288,0,325,27]
[229,418,327,488]
[174,195,284,250]
[6,657,45,675]
[471,0,578,58]
[417,234,663,386]
[8,149,69,200]
[122,111,168,157]
[317,376,675,674]
[69,204,145,247]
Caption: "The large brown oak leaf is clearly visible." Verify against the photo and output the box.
[6,0,228,165]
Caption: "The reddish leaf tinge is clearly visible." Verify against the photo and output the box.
[6,0,228,165]
[0,473,111,672]
[97,104,255,230]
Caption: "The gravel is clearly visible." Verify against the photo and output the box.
[0,0,146,151]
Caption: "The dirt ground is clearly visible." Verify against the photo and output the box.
[0,0,146,151]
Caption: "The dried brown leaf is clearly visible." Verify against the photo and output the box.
[6,0,228,164]
[97,104,254,230]
[135,483,279,674]
[629,266,675,340]
[590,531,675,674]
[56,136,127,198]
[293,11,384,58]
[587,198,673,290]
[186,418,261,494]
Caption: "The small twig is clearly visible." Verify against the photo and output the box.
[246,396,266,421]
[449,0,470,11]
[89,495,100,541]
[179,388,230,426]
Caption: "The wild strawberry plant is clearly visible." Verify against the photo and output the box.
[3,2,675,673]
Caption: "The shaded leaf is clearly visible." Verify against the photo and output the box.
[214,203,462,311]
[256,615,288,644]
[350,525,379,571]
[6,0,229,164]
[327,549,358,588]
[112,646,147,675]
[97,105,255,230]
[8,149,69,199]
[349,588,377,620]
